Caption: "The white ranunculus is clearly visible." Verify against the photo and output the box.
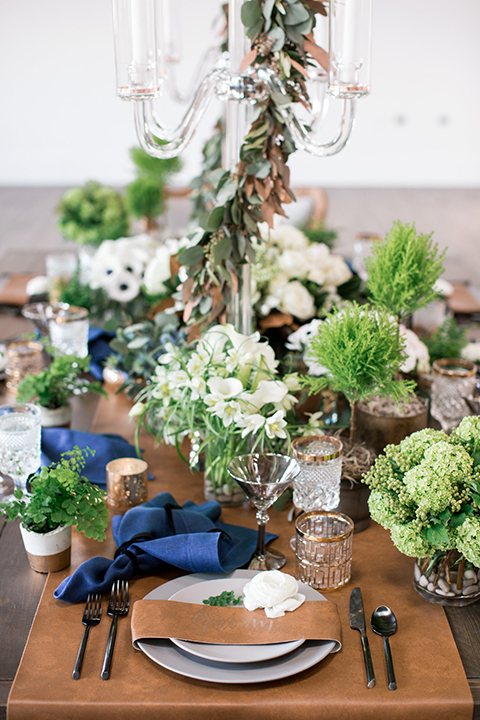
[462,343,480,363]
[143,245,172,295]
[277,249,308,280]
[26,275,51,297]
[323,254,352,287]
[278,281,316,321]
[243,570,305,618]
[399,325,430,374]
[305,243,330,285]
[268,271,290,297]
[271,219,309,251]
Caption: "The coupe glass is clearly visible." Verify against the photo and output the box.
[227,453,300,571]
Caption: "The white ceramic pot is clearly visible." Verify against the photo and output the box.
[39,402,72,428]
[20,524,72,573]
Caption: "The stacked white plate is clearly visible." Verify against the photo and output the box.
[137,569,336,683]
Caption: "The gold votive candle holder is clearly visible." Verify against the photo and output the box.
[294,511,354,591]
[106,457,148,515]
[5,340,45,396]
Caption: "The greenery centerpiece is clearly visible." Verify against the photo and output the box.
[130,323,317,505]
[363,416,480,606]
[56,181,129,248]
[17,350,106,410]
[299,302,415,479]
[0,446,109,571]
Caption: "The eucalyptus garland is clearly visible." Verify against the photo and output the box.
[179,0,329,326]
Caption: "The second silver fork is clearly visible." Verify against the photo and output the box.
[72,593,102,680]
[101,579,130,680]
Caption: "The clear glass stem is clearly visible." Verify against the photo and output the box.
[255,522,267,558]
[226,264,252,336]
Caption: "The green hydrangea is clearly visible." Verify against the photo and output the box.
[404,442,472,514]
[389,521,437,558]
[456,516,480,567]
[368,489,413,528]
[454,415,480,444]
[384,428,448,473]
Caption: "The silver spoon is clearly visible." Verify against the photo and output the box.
[371,605,397,690]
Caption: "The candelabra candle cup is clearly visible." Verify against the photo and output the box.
[5,340,45,396]
[46,303,89,358]
[291,436,343,512]
[106,457,149,515]
[0,403,41,492]
[431,358,477,433]
[294,511,353,591]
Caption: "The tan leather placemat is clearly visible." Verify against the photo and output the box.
[131,598,342,647]
[6,398,474,720]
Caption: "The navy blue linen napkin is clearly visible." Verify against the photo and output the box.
[88,326,116,380]
[41,428,140,488]
[54,492,275,603]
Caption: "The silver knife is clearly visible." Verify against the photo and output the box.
[349,587,376,688]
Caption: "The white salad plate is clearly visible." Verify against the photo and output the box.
[137,569,336,684]
[168,578,305,663]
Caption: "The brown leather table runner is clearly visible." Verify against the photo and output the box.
[7,394,474,720]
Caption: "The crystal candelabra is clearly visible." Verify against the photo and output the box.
[112,0,372,333]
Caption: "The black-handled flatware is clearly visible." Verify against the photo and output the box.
[101,580,130,680]
[72,593,102,680]
[349,587,376,688]
[371,605,397,690]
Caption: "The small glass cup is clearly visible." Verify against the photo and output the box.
[106,457,149,515]
[0,403,42,493]
[5,340,45,396]
[46,303,89,358]
[431,358,477,433]
[294,511,353,591]
[291,435,343,512]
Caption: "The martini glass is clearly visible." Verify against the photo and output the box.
[228,453,300,571]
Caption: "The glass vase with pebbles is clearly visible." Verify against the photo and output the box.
[414,553,480,607]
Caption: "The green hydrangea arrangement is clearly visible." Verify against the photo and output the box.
[363,416,480,584]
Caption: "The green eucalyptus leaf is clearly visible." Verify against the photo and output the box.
[246,160,272,178]
[214,235,233,264]
[205,205,225,231]
[270,90,292,106]
[284,2,310,24]
[241,0,262,28]
[215,179,237,206]
[127,336,150,350]
[246,18,263,40]
[268,26,286,51]
[178,245,205,266]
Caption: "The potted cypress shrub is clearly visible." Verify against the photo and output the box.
[300,301,415,530]
[0,446,109,572]
[16,350,106,427]
[360,220,446,452]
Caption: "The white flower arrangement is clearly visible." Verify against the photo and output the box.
[131,324,316,496]
[252,217,352,321]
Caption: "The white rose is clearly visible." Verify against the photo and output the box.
[278,281,316,320]
[323,255,352,287]
[305,243,330,285]
[399,325,430,374]
[271,219,309,250]
[268,271,290,297]
[243,570,305,618]
[278,249,308,280]
[143,245,172,295]
[433,278,454,297]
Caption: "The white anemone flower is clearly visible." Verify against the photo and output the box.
[265,411,288,439]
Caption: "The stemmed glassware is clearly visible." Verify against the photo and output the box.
[227,453,300,571]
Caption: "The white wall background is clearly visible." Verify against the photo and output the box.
[0,0,479,188]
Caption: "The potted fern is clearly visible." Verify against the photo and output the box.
[359,220,446,452]
[300,301,415,530]
[0,446,109,573]
[16,350,106,427]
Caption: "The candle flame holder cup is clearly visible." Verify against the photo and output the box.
[106,457,148,515]
[294,511,353,591]
[5,340,45,396]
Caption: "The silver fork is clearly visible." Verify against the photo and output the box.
[101,580,130,680]
[72,593,102,680]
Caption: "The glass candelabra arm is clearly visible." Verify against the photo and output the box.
[257,68,356,158]
[164,46,223,104]
[133,69,222,159]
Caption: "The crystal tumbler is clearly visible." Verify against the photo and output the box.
[294,511,353,591]
[0,403,41,491]
[47,303,89,358]
[291,435,343,512]
[5,340,44,396]
[431,358,477,433]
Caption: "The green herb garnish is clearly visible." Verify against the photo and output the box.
[202,590,242,606]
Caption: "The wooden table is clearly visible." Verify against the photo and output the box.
[1,388,480,719]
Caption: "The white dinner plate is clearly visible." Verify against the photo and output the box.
[137,569,337,684]
[168,578,305,663]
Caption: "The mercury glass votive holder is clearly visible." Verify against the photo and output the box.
[294,511,353,591]
[5,340,45,396]
[291,435,343,512]
[106,457,149,515]
[431,358,477,433]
